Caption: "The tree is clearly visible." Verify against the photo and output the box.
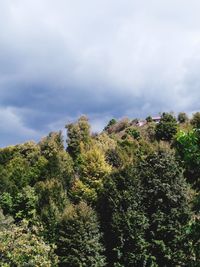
[106,118,129,134]
[178,112,189,124]
[138,150,191,266]
[125,127,141,140]
[13,185,38,222]
[0,146,16,165]
[146,116,153,123]
[98,168,152,267]
[175,129,200,189]
[105,148,125,169]
[66,116,91,160]
[145,123,156,142]
[191,112,200,129]
[3,156,30,193]
[0,144,49,194]
[0,208,13,230]
[104,118,117,131]
[186,216,200,265]
[39,131,73,185]
[71,145,112,204]
[0,219,58,266]
[17,141,41,164]
[56,202,106,267]
[0,192,13,215]
[155,113,177,141]
[95,132,116,153]
[35,178,68,242]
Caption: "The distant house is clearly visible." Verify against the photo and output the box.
[152,116,161,123]
[137,116,161,127]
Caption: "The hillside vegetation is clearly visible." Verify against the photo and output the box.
[1,112,200,266]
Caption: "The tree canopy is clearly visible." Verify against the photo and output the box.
[0,112,200,266]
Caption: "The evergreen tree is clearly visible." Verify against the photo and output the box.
[56,202,106,267]
[98,168,152,267]
[35,178,68,242]
[139,150,191,266]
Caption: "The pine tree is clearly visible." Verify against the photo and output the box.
[56,202,106,267]
[139,150,191,266]
[98,168,151,267]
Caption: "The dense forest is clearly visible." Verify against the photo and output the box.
[1,112,200,266]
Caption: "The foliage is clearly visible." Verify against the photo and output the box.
[79,146,112,181]
[2,156,30,193]
[139,150,191,266]
[105,147,125,169]
[66,116,91,160]
[186,216,200,265]
[95,132,116,153]
[35,178,68,242]
[125,127,141,140]
[0,192,13,215]
[175,129,200,189]
[155,112,177,141]
[39,131,74,185]
[13,185,38,221]
[0,219,58,266]
[106,118,130,134]
[0,145,49,193]
[0,113,199,266]
[98,168,152,267]
[146,116,153,122]
[191,112,200,129]
[0,146,16,165]
[104,118,117,131]
[178,112,189,123]
[71,145,112,204]
[143,123,156,142]
[0,209,14,230]
[56,202,106,267]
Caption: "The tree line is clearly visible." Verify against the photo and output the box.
[0,112,200,266]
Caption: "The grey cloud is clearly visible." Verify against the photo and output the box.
[1,0,200,146]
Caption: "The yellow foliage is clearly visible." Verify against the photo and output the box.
[71,178,97,203]
[81,146,112,181]
[95,133,116,153]
[71,145,112,203]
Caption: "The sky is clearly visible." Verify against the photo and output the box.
[1,0,200,146]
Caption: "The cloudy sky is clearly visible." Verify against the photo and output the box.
[1,0,200,146]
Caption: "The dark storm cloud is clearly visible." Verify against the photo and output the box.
[1,0,200,146]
